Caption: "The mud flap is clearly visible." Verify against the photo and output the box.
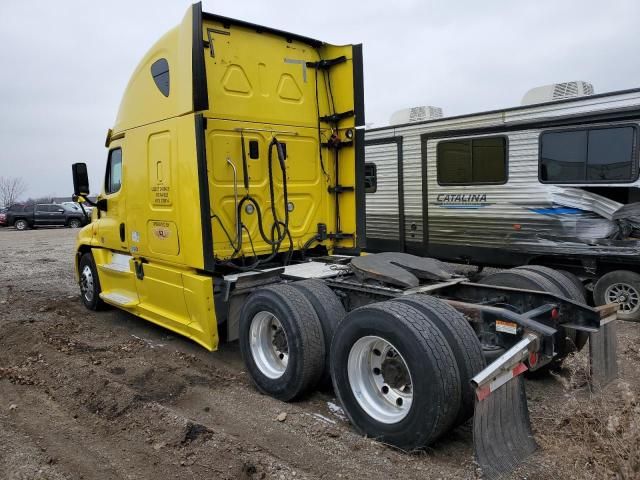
[589,318,618,389]
[473,375,537,479]
[471,334,539,478]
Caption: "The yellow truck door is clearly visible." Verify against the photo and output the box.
[97,147,128,251]
[92,143,140,308]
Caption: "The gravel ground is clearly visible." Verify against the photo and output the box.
[0,227,638,479]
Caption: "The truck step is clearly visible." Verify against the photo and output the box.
[100,262,131,274]
[99,291,139,307]
[99,253,133,274]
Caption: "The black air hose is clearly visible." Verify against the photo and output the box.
[218,137,293,271]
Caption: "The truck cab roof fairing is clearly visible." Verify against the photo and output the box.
[112,5,195,133]
[112,2,336,135]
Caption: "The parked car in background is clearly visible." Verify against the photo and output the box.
[0,208,7,226]
[61,201,93,216]
[5,203,88,230]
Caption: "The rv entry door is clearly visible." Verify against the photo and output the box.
[364,137,404,252]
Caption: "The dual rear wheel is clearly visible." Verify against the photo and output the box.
[330,300,481,449]
[481,265,589,358]
[239,282,485,450]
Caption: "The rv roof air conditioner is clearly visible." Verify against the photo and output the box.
[521,81,595,105]
[389,105,443,125]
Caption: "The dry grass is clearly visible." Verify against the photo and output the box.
[535,352,640,479]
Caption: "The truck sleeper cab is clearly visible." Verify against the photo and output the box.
[71,4,618,476]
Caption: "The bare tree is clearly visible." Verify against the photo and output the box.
[0,176,27,208]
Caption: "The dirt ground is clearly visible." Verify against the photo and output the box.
[0,228,638,480]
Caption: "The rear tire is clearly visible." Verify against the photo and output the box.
[515,265,586,303]
[390,294,484,425]
[14,219,28,231]
[515,265,589,350]
[556,269,587,299]
[480,269,560,294]
[480,268,578,374]
[290,279,346,389]
[239,284,325,401]
[331,301,461,450]
[594,270,640,322]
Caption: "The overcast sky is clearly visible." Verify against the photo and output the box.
[1,0,639,199]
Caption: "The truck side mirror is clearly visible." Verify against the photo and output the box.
[72,163,90,196]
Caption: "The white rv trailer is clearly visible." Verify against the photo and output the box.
[364,85,640,319]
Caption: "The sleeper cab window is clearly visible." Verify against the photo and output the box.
[151,58,170,97]
[364,162,378,193]
[437,136,507,185]
[540,125,637,183]
[105,148,123,194]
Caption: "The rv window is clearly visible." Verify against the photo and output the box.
[437,137,506,185]
[364,162,377,193]
[540,126,636,183]
[105,148,123,194]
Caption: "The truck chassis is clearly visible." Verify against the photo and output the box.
[212,251,618,477]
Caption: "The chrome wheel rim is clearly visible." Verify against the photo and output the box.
[80,265,94,303]
[605,282,640,314]
[249,311,289,379]
[347,336,413,424]
[15,221,26,230]
[71,220,81,228]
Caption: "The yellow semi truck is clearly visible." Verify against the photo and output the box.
[71,3,618,476]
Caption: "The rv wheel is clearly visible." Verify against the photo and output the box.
[239,284,325,401]
[330,301,461,450]
[594,270,640,322]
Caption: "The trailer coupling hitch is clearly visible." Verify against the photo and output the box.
[471,333,538,479]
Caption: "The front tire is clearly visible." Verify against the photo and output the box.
[69,218,82,228]
[594,270,640,322]
[78,252,106,311]
[331,301,461,450]
[239,284,325,401]
[14,219,28,231]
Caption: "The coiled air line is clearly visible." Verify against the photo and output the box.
[215,136,293,271]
